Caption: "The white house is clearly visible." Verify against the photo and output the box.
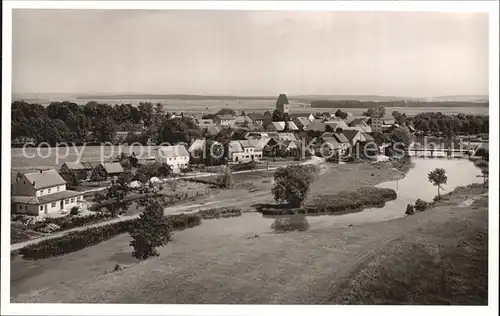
[239,140,262,161]
[214,115,236,127]
[12,169,85,216]
[156,145,190,173]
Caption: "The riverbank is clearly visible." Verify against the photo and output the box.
[11,184,488,303]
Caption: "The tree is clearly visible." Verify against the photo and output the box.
[334,109,348,119]
[92,117,116,143]
[428,168,447,199]
[129,199,172,260]
[272,165,318,207]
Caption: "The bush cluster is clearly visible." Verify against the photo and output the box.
[406,198,431,216]
[32,213,116,232]
[258,187,397,215]
[198,207,242,219]
[230,161,257,171]
[271,214,310,232]
[19,213,202,260]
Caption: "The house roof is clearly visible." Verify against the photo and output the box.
[321,132,334,138]
[383,119,396,125]
[306,121,326,132]
[333,132,350,143]
[38,190,84,204]
[157,145,190,159]
[101,162,124,174]
[321,137,341,150]
[271,121,286,131]
[276,94,289,105]
[286,121,299,131]
[188,139,206,153]
[294,117,312,127]
[350,117,370,126]
[342,129,361,142]
[229,140,244,153]
[11,195,39,205]
[238,140,256,149]
[62,162,87,170]
[245,132,269,139]
[23,169,66,189]
[252,137,274,151]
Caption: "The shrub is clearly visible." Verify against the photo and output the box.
[198,207,242,219]
[271,214,309,232]
[129,200,172,260]
[70,206,80,216]
[230,161,257,171]
[405,204,415,215]
[258,187,397,216]
[414,198,429,212]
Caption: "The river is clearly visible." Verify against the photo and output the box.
[215,158,485,233]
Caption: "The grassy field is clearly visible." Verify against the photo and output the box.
[11,184,487,303]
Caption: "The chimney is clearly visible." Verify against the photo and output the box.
[32,181,36,186]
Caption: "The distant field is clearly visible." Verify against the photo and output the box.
[10,96,489,116]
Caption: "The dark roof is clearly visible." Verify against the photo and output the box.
[333,133,350,143]
[101,162,124,174]
[23,169,66,189]
[306,121,326,132]
[38,190,84,204]
[276,94,289,105]
[350,117,369,126]
[342,129,361,141]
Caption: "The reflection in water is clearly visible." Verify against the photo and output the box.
[271,214,310,232]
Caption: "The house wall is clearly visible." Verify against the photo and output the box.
[157,155,190,173]
[13,176,37,196]
[15,203,39,216]
[36,184,66,197]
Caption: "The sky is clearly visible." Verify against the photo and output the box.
[12,10,489,97]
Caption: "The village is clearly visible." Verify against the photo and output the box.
[11,93,490,223]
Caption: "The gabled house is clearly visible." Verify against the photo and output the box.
[156,145,190,173]
[286,121,299,131]
[91,162,124,181]
[342,129,364,146]
[12,169,85,216]
[228,140,245,163]
[367,117,383,133]
[60,161,93,180]
[293,116,313,131]
[248,113,269,127]
[234,115,254,125]
[239,140,262,161]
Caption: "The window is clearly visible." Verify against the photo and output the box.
[51,202,56,208]
[65,199,69,204]
[48,188,51,193]
[40,205,43,211]
[71,198,75,203]
[39,190,44,195]
[57,186,60,191]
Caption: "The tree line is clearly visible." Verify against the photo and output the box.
[11,101,205,146]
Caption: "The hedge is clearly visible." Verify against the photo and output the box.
[198,207,242,219]
[256,187,397,216]
[19,213,202,260]
[230,161,257,171]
